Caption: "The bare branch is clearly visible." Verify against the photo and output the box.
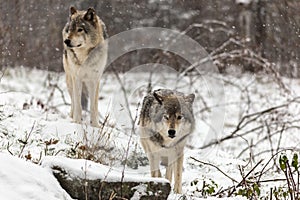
[190,156,238,183]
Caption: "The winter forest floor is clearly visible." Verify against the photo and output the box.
[0,67,300,200]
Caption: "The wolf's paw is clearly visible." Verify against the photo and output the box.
[91,121,101,128]
[72,116,82,124]
[73,120,82,124]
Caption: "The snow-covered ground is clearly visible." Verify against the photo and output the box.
[0,67,299,199]
[0,153,73,200]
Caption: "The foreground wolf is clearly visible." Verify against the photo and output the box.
[139,89,195,193]
[62,7,108,127]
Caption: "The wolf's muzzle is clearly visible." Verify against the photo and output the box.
[64,39,72,47]
[168,129,176,138]
[64,39,81,48]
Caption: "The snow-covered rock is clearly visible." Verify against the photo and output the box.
[42,156,171,200]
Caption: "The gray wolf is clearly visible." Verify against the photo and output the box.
[62,6,108,127]
[139,89,195,193]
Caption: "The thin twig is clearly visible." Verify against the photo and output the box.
[120,102,140,197]
[257,148,295,183]
[228,159,263,197]
[190,156,238,183]
[18,121,36,158]
[112,67,135,131]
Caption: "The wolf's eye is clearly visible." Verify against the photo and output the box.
[65,25,69,33]
[78,28,83,32]
[163,115,169,120]
[177,115,183,120]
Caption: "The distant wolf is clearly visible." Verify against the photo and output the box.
[139,89,195,193]
[62,6,108,127]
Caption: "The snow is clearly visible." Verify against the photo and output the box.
[0,153,72,200]
[0,152,244,200]
[168,194,246,200]
[42,156,169,183]
[131,184,151,200]
[0,67,299,199]
[235,0,252,5]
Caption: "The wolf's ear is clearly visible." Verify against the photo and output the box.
[184,93,195,104]
[153,90,164,105]
[84,8,96,21]
[70,6,77,15]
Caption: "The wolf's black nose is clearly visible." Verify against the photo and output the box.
[168,129,176,138]
[64,39,71,47]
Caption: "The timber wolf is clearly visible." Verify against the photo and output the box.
[139,89,195,193]
[62,6,108,127]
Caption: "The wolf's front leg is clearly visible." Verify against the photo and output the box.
[149,153,161,177]
[66,74,74,118]
[87,81,100,127]
[173,153,184,193]
[72,78,82,124]
[165,162,173,183]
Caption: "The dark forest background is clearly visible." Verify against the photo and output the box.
[0,0,299,77]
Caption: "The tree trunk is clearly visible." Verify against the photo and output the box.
[254,0,267,57]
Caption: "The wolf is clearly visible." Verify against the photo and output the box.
[139,89,195,193]
[62,6,108,127]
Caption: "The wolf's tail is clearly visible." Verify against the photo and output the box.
[81,83,88,111]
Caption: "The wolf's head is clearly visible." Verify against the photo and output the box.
[62,7,105,49]
[152,89,195,139]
